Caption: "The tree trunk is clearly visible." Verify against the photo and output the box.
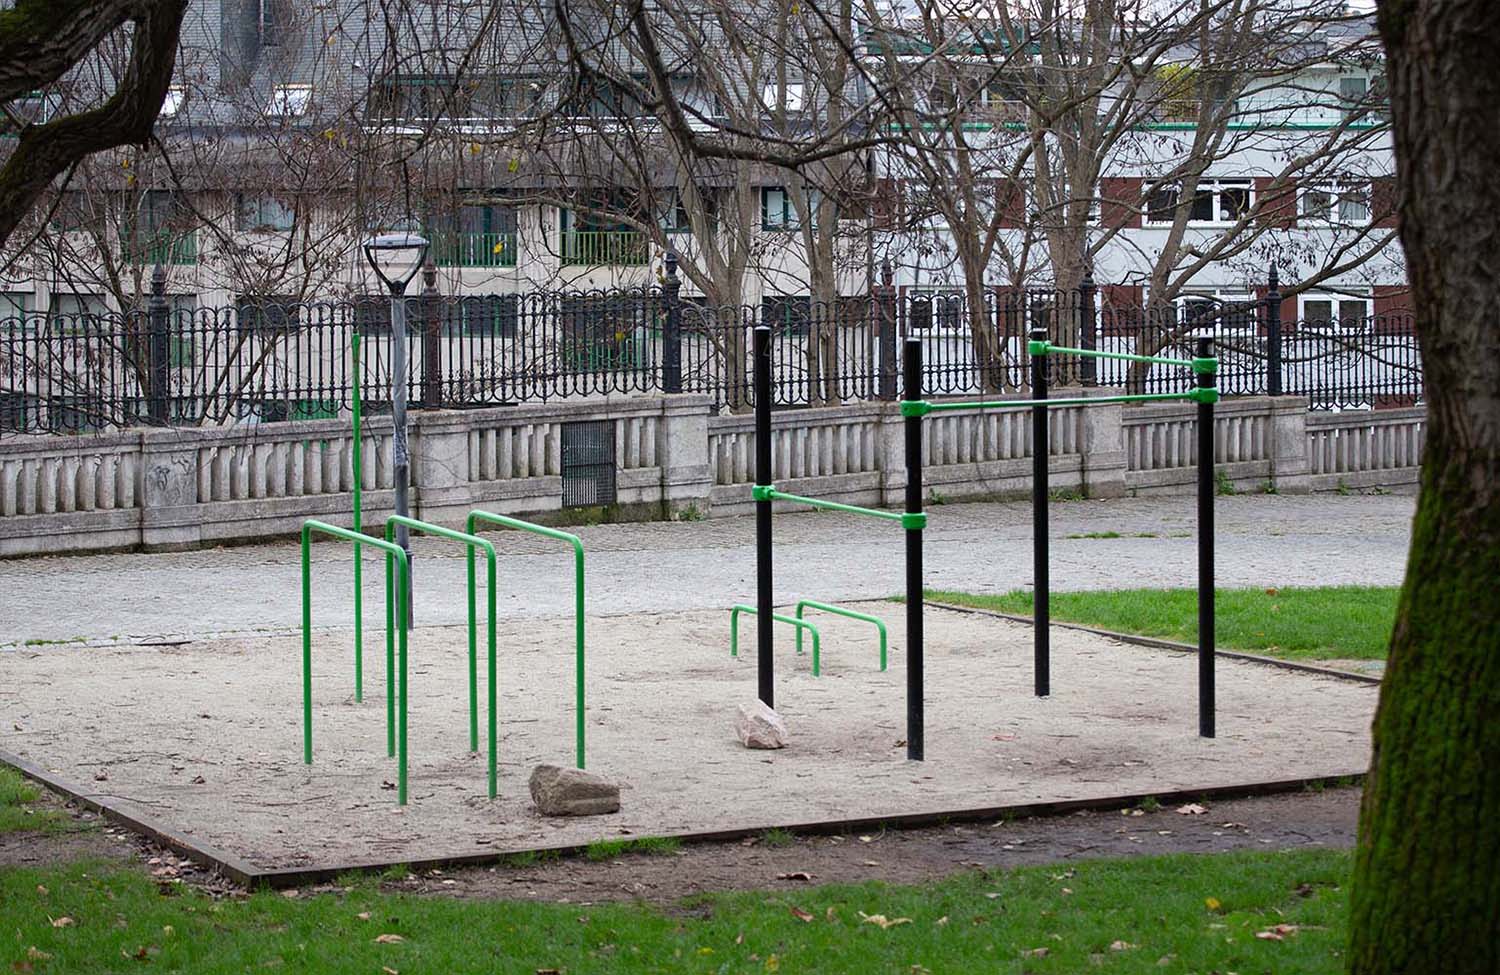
[1350,3,1500,972]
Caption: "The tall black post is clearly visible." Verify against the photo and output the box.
[147,266,170,425]
[1196,337,1216,738]
[876,261,898,400]
[754,325,774,708]
[903,337,924,761]
[420,261,442,409]
[662,250,683,394]
[1079,269,1098,387]
[1030,325,1050,697]
[1266,264,1283,398]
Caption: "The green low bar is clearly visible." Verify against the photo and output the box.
[901,388,1218,417]
[730,604,821,673]
[794,599,889,673]
[1028,338,1200,369]
[385,515,499,799]
[466,510,587,772]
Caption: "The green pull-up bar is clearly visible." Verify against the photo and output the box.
[752,485,929,530]
[795,600,889,673]
[1027,338,1219,374]
[301,520,410,802]
[384,515,500,800]
[465,510,587,771]
[730,604,822,671]
[900,387,1219,416]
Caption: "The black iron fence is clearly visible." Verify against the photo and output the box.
[1,266,1423,436]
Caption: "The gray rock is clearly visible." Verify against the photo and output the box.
[528,764,621,817]
[736,700,789,749]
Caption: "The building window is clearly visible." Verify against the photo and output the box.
[761,81,804,112]
[1146,179,1253,226]
[160,87,184,118]
[50,293,110,331]
[448,295,519,337]
[267,84,311,117]
[236,194,296,232]
[1300,181,1370,225]
[236,295,300,333]
[906,290,964,332]
[1170,292,1256,335]
[1301,294,1372,332]
[0,292,31,323]
[761,186,813,231]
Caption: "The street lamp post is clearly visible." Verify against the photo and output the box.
[362,231,429,624]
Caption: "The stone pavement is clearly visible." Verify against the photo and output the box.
[0,493,1414,645]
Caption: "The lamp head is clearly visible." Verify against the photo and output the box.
[362,231,430,294]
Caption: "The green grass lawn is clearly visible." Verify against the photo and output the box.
[927,586,1398,661]
[0,764,66,834]
[1,848,1351,974]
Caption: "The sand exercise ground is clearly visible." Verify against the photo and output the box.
[0,604,1376,871]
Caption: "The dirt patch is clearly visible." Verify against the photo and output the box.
[378,787,1363,904]
[0,605,1375,873]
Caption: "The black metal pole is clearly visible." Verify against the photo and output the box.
[663,251,683,394]
[1030,325,1050,697]
[147,266,169,425]
[754,325,774,709]
[1197,336,1216,738]
[1079,270,1098,388]
[903,337,924,761]
[1265,264,1283,398]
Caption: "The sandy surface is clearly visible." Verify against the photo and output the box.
[0,604,1375,871]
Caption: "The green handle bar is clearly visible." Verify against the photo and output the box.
[466,510,587,772]
[730,604,822,675]
[385,515,499,799]
[794,600,889,673]
[301,520,411,804]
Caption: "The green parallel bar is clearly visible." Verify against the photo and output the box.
[729,604,821,674]
[384,515,498,797]
[901,388,1219,417]
[351,334,363,702]
[301,520,409,801]
[1028,338,1200,369]
[794,599,889,673]
[466,511,588,772]
[753,485,927,529]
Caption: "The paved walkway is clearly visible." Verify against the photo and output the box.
[0,493,1414,645]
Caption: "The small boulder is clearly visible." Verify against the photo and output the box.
[736,700,789,749]
[528,765,620,817]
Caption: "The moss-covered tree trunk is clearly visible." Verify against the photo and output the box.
[1350,3,1500,973]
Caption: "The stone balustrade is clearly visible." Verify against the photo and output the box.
[0,392,1424,557]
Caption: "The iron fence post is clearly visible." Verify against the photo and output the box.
[1266,264,1283,397]
[421,260,441,409]
[876,260,898,400]
[662,250,683,393]
[1197,336,1216,738]
[1079,269,1098,387]
[1030,324,1050,698]
[148,266,170,425]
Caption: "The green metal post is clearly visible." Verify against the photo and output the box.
[352,334,363,701]
[302,530,312,764]
[794,599,889,672]
[729,604,822,674]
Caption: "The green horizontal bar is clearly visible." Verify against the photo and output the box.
[1029,339,1198,370]
[754,485,907,524]
[901,389,1219,416]
[795,600,889,674]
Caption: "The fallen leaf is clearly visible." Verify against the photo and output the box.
[825,906,838,922]
[735,933,744,945]
[765,955,780,972]
[381,781,397,791]
[1294,883,1315,898]
[1176,803,1208,815]
[858,835,874,843]
[991,733,1017,741]
[162,925,174,937]
[374,933,405,944]
[1256,930,1285,941]
[94,770,109,782]
[1256,923,1299,941]
[383,968,400,975]
[776,871,814,882]
[789,906,814,923]
[858,912,913,929]
[50,916,74,928]
[1205,897,1222,912]
[191,775,206,785]
[984,892,1002,900]
[357,912,372,920]
[1109,940,1137,951]
[35,886,47,896]
[935,916,949,927]
[1265,587,1279,596]
[1021,947,1049,958]
[25,948,51,961]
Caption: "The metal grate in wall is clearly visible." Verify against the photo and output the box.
[561,420,617,508]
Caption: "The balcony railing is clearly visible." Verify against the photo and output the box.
[124,231,197,266]
[560,230,649,266]
[429,231,518,268]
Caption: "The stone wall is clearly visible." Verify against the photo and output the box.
[0,393,1424,557]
